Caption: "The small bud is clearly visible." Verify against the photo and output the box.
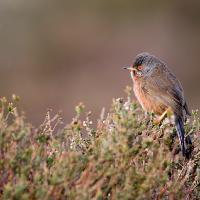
[12,94,20,102]
[124,86,132,97]
[1,97,7,103]
[75,102,85,116]
[8,103,14,112]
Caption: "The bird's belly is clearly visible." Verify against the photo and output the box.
[133,81,167,115]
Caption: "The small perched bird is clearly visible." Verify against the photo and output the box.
[123,52,191,157]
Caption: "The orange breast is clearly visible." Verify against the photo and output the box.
[133,79,167,115]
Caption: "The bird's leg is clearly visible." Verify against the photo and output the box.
[153,108,171,125]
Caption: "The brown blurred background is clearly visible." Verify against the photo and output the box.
[0,0,199,125]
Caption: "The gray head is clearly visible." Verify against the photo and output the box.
[134,52,151,67]
[134,52,164,70]
[124,52,164,75]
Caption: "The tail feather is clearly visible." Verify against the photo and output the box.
[175,115,186,156]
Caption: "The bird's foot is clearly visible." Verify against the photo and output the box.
[153,108,173,126]
[153,118,161,126]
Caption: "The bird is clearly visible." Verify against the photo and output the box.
[123,52,192,158]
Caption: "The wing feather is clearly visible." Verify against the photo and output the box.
[143,64,185,116]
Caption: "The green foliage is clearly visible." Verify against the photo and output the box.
[0,94,200,200]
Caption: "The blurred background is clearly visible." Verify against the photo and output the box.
[0,0,199,125]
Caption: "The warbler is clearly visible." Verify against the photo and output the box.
[124,52,191,157]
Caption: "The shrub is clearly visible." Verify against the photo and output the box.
[0,90,200,200]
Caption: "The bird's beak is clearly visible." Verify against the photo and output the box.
[123,66,137,71]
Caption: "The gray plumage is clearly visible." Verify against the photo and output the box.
[132,53,191,157]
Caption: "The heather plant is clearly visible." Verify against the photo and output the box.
[0,89,200,200]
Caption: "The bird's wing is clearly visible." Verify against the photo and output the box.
[143,64,185,116]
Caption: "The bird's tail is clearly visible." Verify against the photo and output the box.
[175,115,186,157]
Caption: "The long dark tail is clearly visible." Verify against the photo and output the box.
[175,115,186,157]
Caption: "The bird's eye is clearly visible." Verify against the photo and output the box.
[137,65,143,71]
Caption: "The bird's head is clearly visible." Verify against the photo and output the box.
[123,52,160,79]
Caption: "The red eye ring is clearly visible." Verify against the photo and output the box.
[137,65,143,71]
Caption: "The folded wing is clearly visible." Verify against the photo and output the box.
[143,64,187,117]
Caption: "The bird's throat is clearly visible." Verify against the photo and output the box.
[130,71,134,80]
[130,70,142,80]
